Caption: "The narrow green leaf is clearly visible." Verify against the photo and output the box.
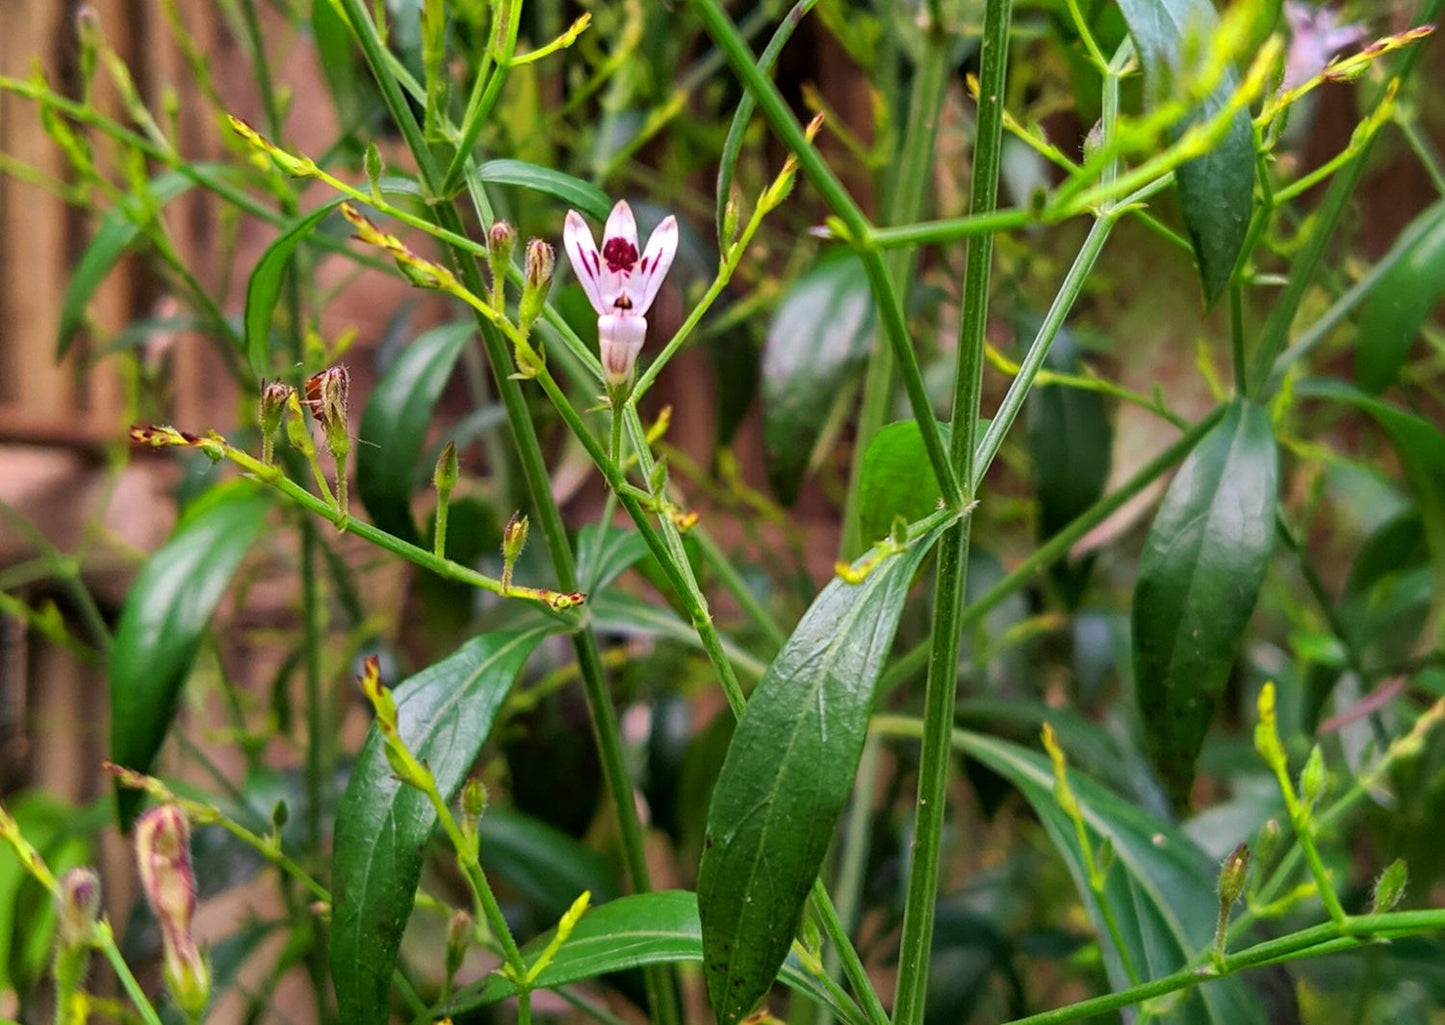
[244,199,345,380]
[949,729,1268,1024]
[477,159,611,221]
[1356,200,1445,393]
[59,172,196,358]
[477,806,620,920]
[762,253,876,505]
[355,321,472,543]
[110,483,271,826]
[1133,400,1278,805]
[442,891,868,1025]
[329,629,547,1025]
[856,421,952,546]
[1115,0,1255,305]
[698,520,949,1025]
[312,0,362,129]
[588,591,769,681]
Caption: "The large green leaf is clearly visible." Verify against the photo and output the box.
[442,891,867,1025]
[946,728,1268,1024]
[244,199,345,379]
[1116,0,1255,305]
[329,629,547,1025]
[1301,380,1445,636]
[762,253,875,504]
[856,420,952,545]
[1133,400,1278,804]
[477,159,611,221]
[355,321,472,544]
[698,520,949,1025]
[59,172,197,358]
[110,483,271,826]
[1356,200,1445,392]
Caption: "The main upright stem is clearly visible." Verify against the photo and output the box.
[891,2,1013,1023]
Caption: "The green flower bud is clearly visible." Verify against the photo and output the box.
[1371,858,1407,913]
[445,909,472,981]
[501,513,528,592]
[1300,744,1326,811]
[487,220,516,300]
[434,441,459,498]
[1218,843,1250,906]
[519,239,554,333]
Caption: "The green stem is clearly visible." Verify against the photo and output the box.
[329,8,679,1022]
[892,5,1012,1024]
[93,923,166,1025]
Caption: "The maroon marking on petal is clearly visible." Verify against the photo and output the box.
[639,256,651,273]
[602,237,638,273]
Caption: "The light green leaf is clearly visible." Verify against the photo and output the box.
[244,199,345,379]
[477,159,611,221]
[110,483,271,826]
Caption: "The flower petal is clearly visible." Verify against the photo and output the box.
[603,200,639,252]
[632,215,679,316]
[599,313,648,386]
[563,209,607,315]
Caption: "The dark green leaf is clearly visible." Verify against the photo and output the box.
[59,172,196,358]
[762,253,875,505]
[244,199,345,380]
[1115,0,1255,305]
[856,421,952,546]
[477,807,620,920]
[1133,400,1278,805]
[698,520,949,1025]
[477,159,611,221]
[356,322,472,544]
[442,891,867,1025]
[951,729,1267,1024]
[575,524,651,593]
[1356,200,1445,392]
[1301,380,1445,613]
[329,629,547,1025]
[110,483,272,826]
[1027,330,1112,538]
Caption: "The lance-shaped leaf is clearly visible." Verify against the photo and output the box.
[58,171,201,359]
[1133,400,1278,805]
[356,321,472,544]
[110,483,271,826]
[244,199,345,379]
[443,892,868,1025]
[478,159,612,221]
[949,729,1268,1024]
[1116,0,1255,305]
[698,520,949,1025]
[762,253,875,505]
[330,628,548,1025]
[1356,200,1445,393]
[856,420,952,546]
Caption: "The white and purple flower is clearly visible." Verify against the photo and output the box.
[563,200,678,389]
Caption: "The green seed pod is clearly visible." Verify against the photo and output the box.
[1371,858,1407,913]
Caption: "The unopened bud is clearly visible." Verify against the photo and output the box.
[1371,858,1407,913]
[461,778,488,826]
[721,190,741,248]
[57,867,101,948]
[519,239,554,333]
[1083,119,1105,161]
[135,806,210,1017]
[487,220,516,298]
[364,142,384,196]
[1219,843,1250,906]
[259,380,291,462]
[501,513,528,591]
[1254,683,1286,774]
[445,909,472,980]
[356,655,396,730]
[434,441,458,497]
[1255,817,1283,867]
[1300,745,1326,810]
